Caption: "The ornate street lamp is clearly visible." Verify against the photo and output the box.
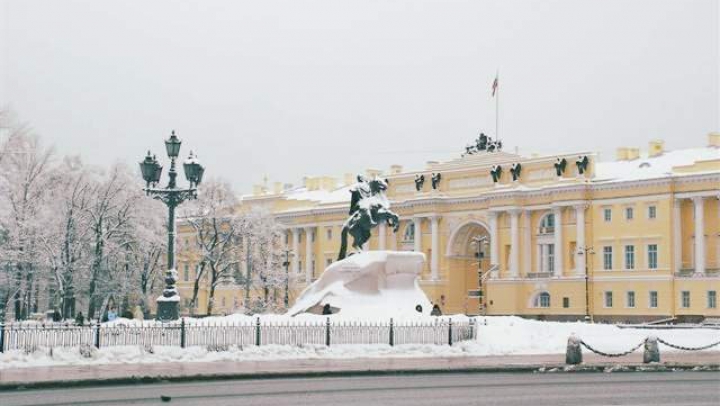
[139,130,205,321]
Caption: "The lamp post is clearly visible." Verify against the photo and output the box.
[471,235,489,316]
[139,130,205,321]
[577,246,595,323]
[282,249,295,308]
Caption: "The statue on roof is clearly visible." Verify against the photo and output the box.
[576,155,590,175]
[338,176,399,260]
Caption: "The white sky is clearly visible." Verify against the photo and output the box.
[0,0,718,192]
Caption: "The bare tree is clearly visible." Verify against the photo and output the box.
[0,115,55,320]
[181,179,241,315]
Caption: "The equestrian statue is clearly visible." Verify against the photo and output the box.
[337,175,400,260]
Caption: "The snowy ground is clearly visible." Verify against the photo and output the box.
[1,316,718,370]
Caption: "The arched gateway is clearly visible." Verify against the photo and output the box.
[445,220,492,315]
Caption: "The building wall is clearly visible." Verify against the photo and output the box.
[176,144,720,322]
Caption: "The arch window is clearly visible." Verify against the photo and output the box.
[538,213,555,234]
[534,292,551,308]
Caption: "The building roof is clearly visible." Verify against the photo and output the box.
[594,146,720,183]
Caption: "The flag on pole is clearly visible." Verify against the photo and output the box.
[491,74,499,97]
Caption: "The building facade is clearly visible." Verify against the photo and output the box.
[178,134,720,322]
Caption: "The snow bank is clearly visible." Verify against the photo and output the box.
[1,316,717,370]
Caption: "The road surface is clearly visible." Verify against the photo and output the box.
[1,371,718,406]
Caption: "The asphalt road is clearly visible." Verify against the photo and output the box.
[1,371,718,406]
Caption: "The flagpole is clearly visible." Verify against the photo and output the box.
[495,70,499,143]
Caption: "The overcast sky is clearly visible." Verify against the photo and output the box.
[1,0,718,193]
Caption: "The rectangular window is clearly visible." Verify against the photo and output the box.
[681,291,691,308]
[648,205,657,219]
[326,258,332,267]
[603,246,613,270]
[625,207,634,220]
[626,291,635,308]
[603,208,612,222]
[604,291,613,308]
[547,244,555,272]
[221,297,226,307]
[563,297,570,308]
[311,231,316,242]
[624,245,635,270]
[326,228,332,240]
[183,263,189,282]
[298,260,302,272]
[649,291,658,308]
[708,291,717,309]
[647,244,658,269]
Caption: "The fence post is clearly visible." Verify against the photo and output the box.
[255,317,261,346]
[0,323,4,353]
[180,318,186,349]
[566,334,582,365]
[448,318,453,346]
[643,336,660,363]
[325,317,331,346]
[94,320,101,349]
[389,318,394,347]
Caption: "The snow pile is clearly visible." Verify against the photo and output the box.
[594,146,720,182]
[1,316,718,370]
[288,251,432,319]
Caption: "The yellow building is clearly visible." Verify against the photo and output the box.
[178,134,720,323]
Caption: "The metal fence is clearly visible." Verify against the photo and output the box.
[0,318,477,352]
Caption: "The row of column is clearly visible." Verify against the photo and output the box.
[673,195,715,275]
[288,216,441,282]
[290,227,314,282]
[488,204,587,278]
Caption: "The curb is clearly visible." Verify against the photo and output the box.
[1,363,718,391]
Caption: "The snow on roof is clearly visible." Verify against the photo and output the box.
[593,146,719,182]
[284,185,351,204]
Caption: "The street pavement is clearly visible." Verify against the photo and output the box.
[0,351,718,389]
[1,371,718,406]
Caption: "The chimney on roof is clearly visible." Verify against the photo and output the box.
[390,164,403,175]
[252,184,265,196]
[273,182,283,195]
[616,147,640,161]
[709,132,720,148]
[343,173,355,186]
[648,140,664,157]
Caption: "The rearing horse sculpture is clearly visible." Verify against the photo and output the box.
[337,177,399,260]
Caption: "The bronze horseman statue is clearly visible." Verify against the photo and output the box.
[337,176,400,260]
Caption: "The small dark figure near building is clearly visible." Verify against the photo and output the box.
[490,165,502,183]
[415,304,423,313]
[75,311,85,326]
[554,157,567,177]
[322,303,332,315]
[510,163,522,181]
[431,172,441,190]
[476,133,488,151]
[414,174,425,191]
[430,304,442,316]
[52,308,62,322]
[576,155,590,175]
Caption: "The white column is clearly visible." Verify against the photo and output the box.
[413,217,422,253]
[693,197,705,275]
[553,206,564,277]
[378,222,387,251]
[509,210,520,278]
[523,210,532,276]
[304,226,313,282]
[575,204,586,275]
[291,228,300,273]
[430,216,440,280]
[488,212,499,267]
[673,199,682,273]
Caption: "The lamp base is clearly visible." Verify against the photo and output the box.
[156,301,179,321]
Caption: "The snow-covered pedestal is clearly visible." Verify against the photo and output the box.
[288,251,432,319]
[157,269,180,321]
